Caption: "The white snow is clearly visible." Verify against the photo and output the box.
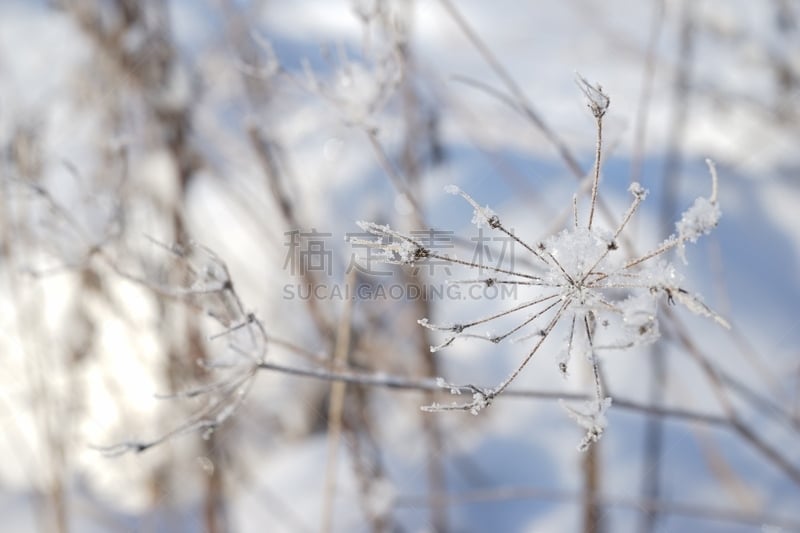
[1,0,799,531]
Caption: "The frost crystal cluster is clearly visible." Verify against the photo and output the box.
[352,77,727,450]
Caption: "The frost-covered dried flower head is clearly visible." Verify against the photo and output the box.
[352,78,727,450]
[303,43,402,128]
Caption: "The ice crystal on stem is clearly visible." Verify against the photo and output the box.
[560,397,612,452]
[351,221,430,265]
[675,159,721,263]
[575,73,610,118]
[353,77,727,450]
[446,184,499,229]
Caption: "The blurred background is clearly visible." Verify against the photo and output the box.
[1,0,799,532]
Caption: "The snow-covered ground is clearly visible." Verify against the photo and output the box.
[1,1,799,532]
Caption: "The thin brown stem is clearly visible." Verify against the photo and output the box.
[587,114,603,230]
[630,0,665,186]
[320,274,356,533]
[493,298,572,397]
[437,0,584,178]
[393,485,800,530]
